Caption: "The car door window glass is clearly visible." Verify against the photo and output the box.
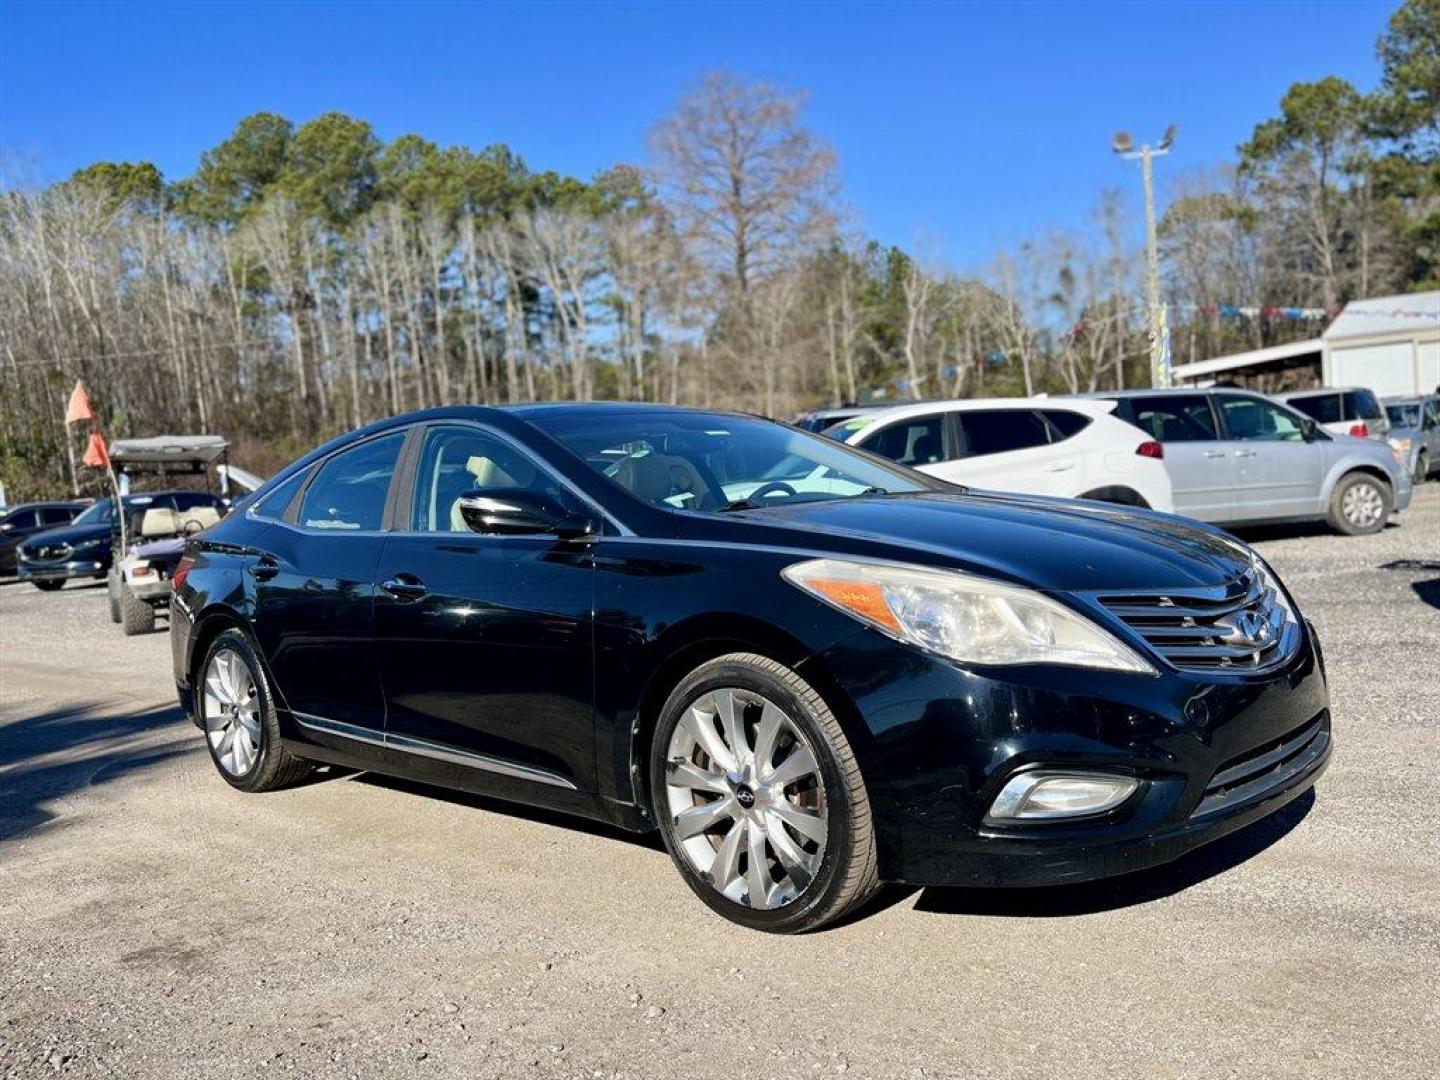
[1218,397,1306,442]
[411,426,567,532]
[863,416,944,466]
[5,509,38,529]
[1041,409,1092,440]
[41,508,76,525]
[1128,395,1218,442]
[960,410,1050,456]
[299,433,404,531]
[1346,389,1383,421]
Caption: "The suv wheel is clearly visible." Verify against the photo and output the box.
[1327,472,1391,536]
[649,653,878,933]
[32,580,64,592]
[198,630,311,792]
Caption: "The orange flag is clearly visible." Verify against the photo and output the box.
[65,381,96,425]
[82,432,110,469]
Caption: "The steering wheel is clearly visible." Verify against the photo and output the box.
[747,481,799,502]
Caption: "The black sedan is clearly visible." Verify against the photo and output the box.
[171,404,1331,932]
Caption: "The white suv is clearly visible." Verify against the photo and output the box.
[836,398,1174,512]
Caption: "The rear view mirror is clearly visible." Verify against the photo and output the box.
[457,489,594,539]
[1299,417,1319,441]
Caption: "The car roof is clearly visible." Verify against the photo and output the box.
[1275,387,1371,397]
[4,500,86,510]
[849,397,1118,426]
[1081,387,1272,400]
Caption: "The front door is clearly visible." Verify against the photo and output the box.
[1123,394,1236,522]
[1213,394,1324,522]
[249,430,406,731]
[373,423,597,792]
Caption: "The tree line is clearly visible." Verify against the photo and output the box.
[1,0,1434,501]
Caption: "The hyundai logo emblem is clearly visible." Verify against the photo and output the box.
[1220,610,1271,648]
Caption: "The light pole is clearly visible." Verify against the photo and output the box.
[1113,125,1176,388]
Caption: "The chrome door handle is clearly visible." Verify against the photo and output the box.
[1203,450,1227,459]
[381,574,427,600]
[1234,449,1257,458]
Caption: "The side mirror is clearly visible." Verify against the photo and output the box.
[1299,417,1319,441]
[457,489,594,539]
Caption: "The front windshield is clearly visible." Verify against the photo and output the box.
[70,500,114,526]
[531,409,930,513]
[1387,403,1420,427]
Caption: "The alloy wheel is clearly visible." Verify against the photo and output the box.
[664,687,828,910]
[1341,481,1384,529]
[203,648,262,776]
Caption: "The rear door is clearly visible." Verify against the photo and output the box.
[946,409,1063,494]
[1120,394,1235,521]
[1213,394,1324,522]
[249,430,407,732]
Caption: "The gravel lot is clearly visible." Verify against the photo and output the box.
[3,487,1438,1079]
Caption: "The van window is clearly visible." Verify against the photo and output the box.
[1217,396,1307,442]
[1126,395,1218,442]
[1288,394,1342,424]
[1344,389,1383,421]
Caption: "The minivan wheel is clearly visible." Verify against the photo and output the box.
[198,630,311,792]
[1327,472,1392,536]
[650,653,878,933]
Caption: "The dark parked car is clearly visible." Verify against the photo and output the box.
[173,404,1331,932]
[18,490,224,591]
[0,501,88,576]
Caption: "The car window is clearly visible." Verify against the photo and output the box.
[41,507,77,525]
[411,425,568,532]
[1042,409,1092,440]
[1218,396,1307,442]
[1127,395,1218,442]
[1426,401,1440,427]
[254,469,309,521]
[3,509,38,529]
[1288,394,1342,424]
[1386,403,1420,427]
[298,433,404,531]
[1346,389,1383,421]
[959,410,1050,456]
[70,501,114,526]
[862,415,944,466]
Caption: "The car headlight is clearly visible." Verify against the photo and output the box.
[782,557,1155,674]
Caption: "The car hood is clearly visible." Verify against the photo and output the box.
[20,522,110,551]
[728,491,1251,593]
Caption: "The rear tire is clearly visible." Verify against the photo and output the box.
[197,629,311,792]
[32,580,64,592]
[1326,472,1392,536]
[649,652,879,933]
[120,585,156,635]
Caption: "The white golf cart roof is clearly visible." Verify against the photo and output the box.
[108,435,229,469]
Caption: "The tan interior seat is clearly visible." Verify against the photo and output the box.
[138,508,180,538]
[180,506,221,532]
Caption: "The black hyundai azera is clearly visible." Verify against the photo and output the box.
[171,403,1331,932]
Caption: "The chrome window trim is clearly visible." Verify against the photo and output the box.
[292,711,577,790]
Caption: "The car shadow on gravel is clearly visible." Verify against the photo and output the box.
[1380,559,1440,611]
[0,700,194,843]
[905,788,1316,921]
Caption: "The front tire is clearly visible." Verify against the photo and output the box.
[120,585,156,635]
[197,629,311,792]
[32,579,64,592]
[1326,471,1392,536]
[649,653,878,933]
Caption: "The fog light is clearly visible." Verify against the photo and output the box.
[987,772,1139,822]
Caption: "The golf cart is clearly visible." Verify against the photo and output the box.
[106,435,259,635]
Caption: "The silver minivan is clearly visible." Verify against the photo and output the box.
[1090,388,1412,535]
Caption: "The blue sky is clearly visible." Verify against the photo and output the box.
[0,0,1396,269]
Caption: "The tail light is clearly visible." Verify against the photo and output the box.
[131,563,153,578]
[172,556,195,592]
[1349,422,1370,438]
[1136,440,1164,459]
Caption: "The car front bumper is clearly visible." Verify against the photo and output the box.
[805,618,1331,888]
[17,558,107,582]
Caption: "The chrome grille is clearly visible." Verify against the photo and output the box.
[24,543,72,563]
[1097,568,1293,673]
[1192,713,1328,819]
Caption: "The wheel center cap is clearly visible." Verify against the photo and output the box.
[734,784,756,809]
